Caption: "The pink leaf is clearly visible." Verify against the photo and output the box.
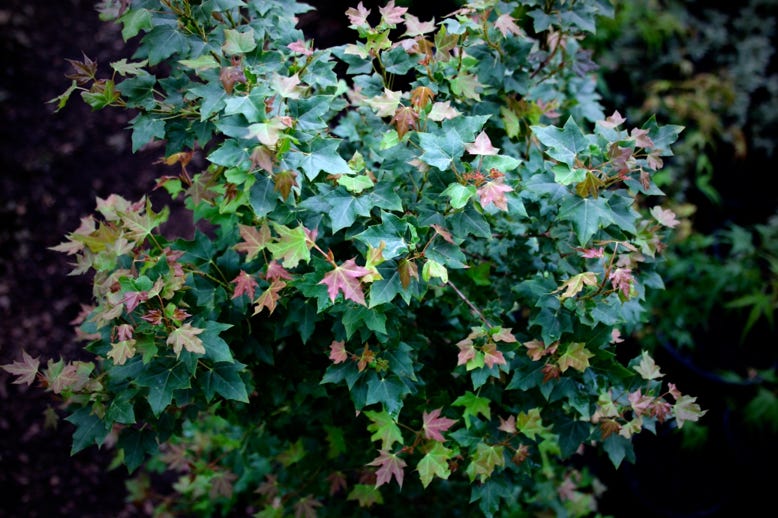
[482,342,507,368]
[1,351,40,386]
[494,14,522,37]
[465,131,500,155]
[422,408,457,441]
[477,178,513,211]
[368,450,407,488]
[456,339,476,366]
[287,39,313,56]
[379,0,407,25]
[319,258,372,305]
[265,260,293,281]
[329,340,348,364]
[650,206,680,228]
[345,2,370,27]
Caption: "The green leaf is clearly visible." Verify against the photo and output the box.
[129,113,166,152]
[267,223,311,268]
[118,427,157,472]
[558,196,615,245]
[347,484,384,508]
[138,23,190,66]
[222,27,258,55]
[65,407,110,455]
[417,443,453,488]
[135,361,191,416]
[532,117,589,167]
[368,266,403,308]
[201,321,234,363]
[418,128,466,171]
[602,434,635,469]
[200,362,249,403]
[364,408,404,449]
[452,391,491,428]
[288,138,353,181]
[441,183,476,210]
[118,8,152,41]
[249,174,278,218]
[366,374,410,416]
[354,212,409,260]
[106,390,137,425]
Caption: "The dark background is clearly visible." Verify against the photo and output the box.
[1,1,775,517]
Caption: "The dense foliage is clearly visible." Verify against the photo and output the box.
[3,1,706,516]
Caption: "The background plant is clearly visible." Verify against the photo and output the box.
[3,1,703,516]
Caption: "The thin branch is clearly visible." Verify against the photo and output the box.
[446,280,492,327]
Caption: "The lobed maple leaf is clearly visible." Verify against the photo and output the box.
[287,39,313,56]
[327,471,348,495]
[107,339,136,365]
[379,0,407,25]
[365,88,402,118]
[368,450,407,488]
[403,13,436,37]
[466,131,500,155]
[477,178,513,211]
[319,258,372,305]
[634,350,664,380]
[1,350,40,386]
[267,223,313,268]
[557,342,594,373]
[427,101,461,121]
[166,323,205,357]
[494,14,522,37]
[293,495,322,518]
[674,394,707,428]
[253,280,286,316]
[422,408,457,441]
[608,267,634,298]
[231,270,259,300]
[329,340,348,364]
[417,442,452,488]
[497,415,517,434]
[650,206,680,228]
[345,2,370,27]
[234,223,271,261]
[598,110,627,129]
[264,260,293,281]
[482,342,507,368]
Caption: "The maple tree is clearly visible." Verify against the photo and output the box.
[3,0,709,516]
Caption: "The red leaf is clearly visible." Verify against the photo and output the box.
[231,270,259,300]
[456,339,476,366]
[329,340,348,364]
[265,260,293,281]
[1,350,40,386]
[367,450,406,488]
[422,408,457,441]
[482,342,507,369]
[319,258,372,305]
